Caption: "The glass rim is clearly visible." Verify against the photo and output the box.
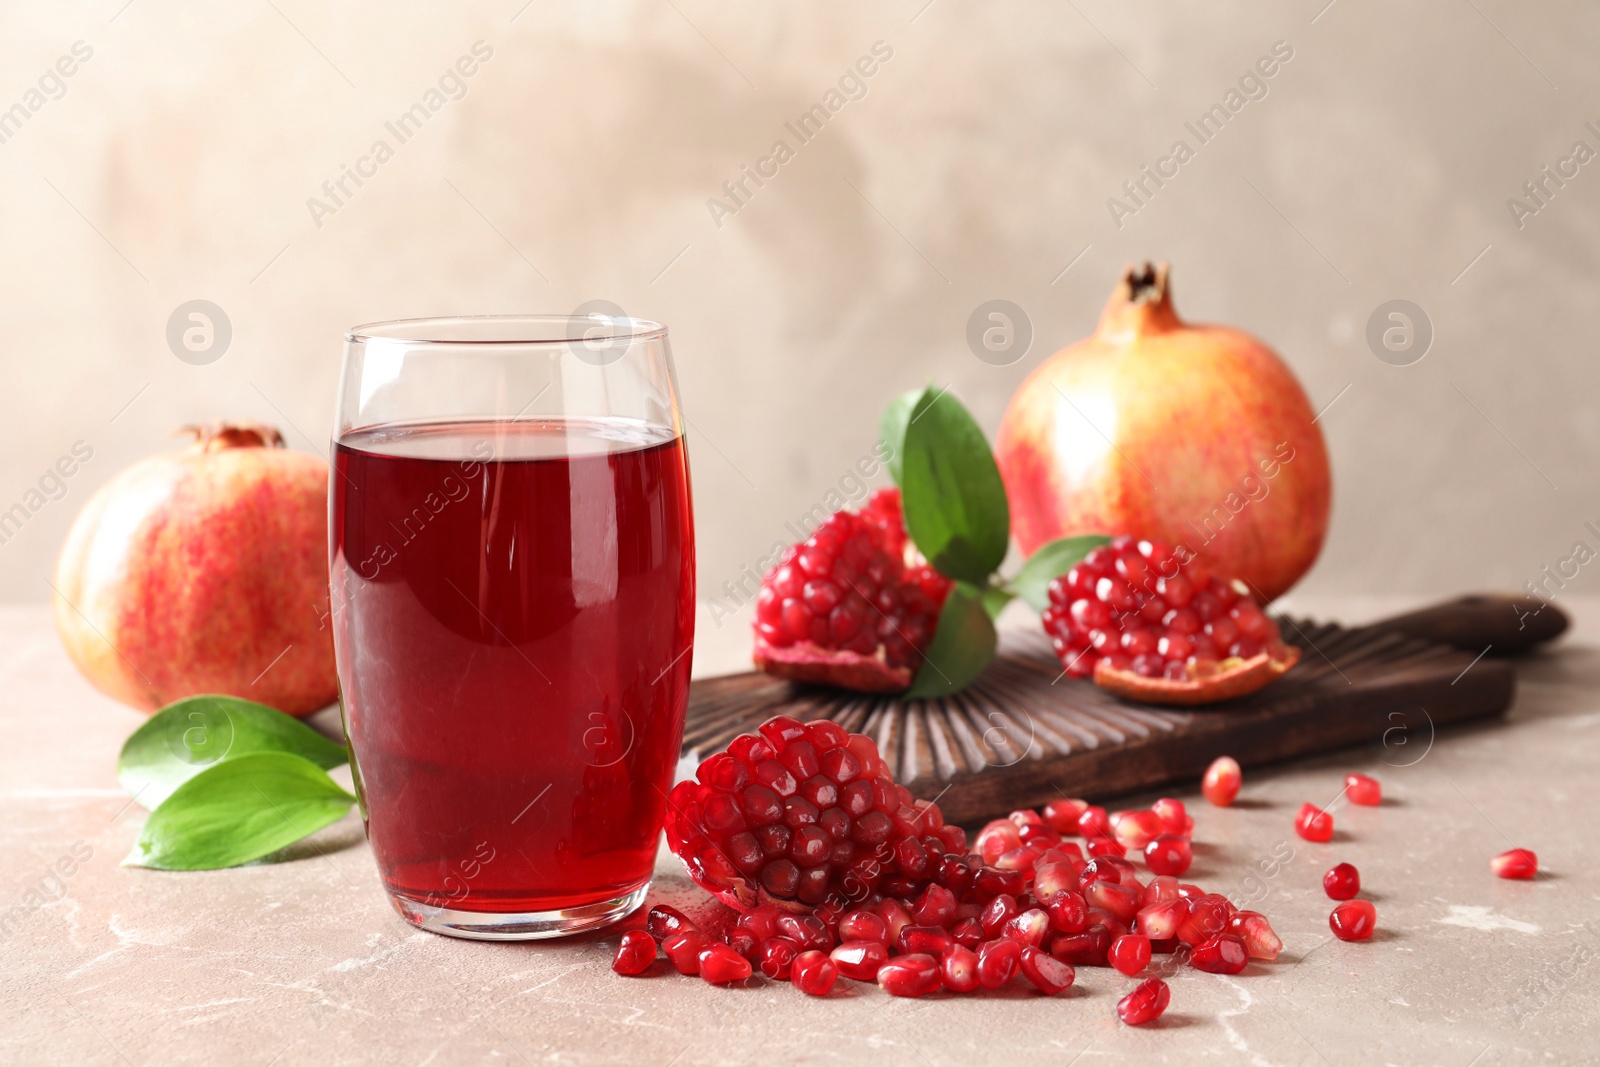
[345,314,667,346]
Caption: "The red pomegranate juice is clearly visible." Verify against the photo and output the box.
[331,419,694,913]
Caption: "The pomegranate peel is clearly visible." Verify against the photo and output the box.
[1093,645,1300,706]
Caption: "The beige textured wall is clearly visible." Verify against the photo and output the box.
[3,1,1598,620]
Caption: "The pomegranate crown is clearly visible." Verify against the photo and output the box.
[1098,260,1180,341]
[178,421,286,452]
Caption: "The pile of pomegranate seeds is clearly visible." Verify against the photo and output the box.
[1040,535,1291,680]
[637,722,1292,1027]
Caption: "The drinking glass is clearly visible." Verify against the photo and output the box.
[329,315,695,940]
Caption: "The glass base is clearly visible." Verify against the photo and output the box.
[388,881,650,941]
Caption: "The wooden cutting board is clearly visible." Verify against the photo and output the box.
[681,595,1566,825]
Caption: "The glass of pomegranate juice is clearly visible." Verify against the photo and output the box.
[330,315,695,939]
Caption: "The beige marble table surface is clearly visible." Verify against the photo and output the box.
[3,596,1596,1066]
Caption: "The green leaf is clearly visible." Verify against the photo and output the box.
[900,388,1011,584]
[907,582,998,699]
[119,694,348,810]
[123,752,357,871]
[1009,535,1113,611]
[981,585,1016,622]
[878,388,922,486]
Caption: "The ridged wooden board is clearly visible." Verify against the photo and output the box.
[682,598,1548,826]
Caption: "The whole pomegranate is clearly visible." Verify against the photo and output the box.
[53,422,337,716]
[996,263,1331,602]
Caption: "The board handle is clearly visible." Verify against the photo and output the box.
[1355,593,1567,654]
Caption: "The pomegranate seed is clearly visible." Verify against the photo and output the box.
[1143,834,1193,877]
[1050,925,1111,966]
[1109,934,1151,976]
[1087,907,1129,942]
[979,893,1019,939]
[977,937,1022,988]
[830,939,889,981]
[1114,810,1164,850]
[1087,836,1126,858]
[1018,945,1076,994]
[1190,933,1248,974]
[1294,802,1334,842]
[878,953,942,997]
[1176,895,1234,946]
[897,925,954,957]
[778,913,833,953]
[1323,862,1360,900]
[1150,798,1188,834]
[661,930,712,975]
[727,929,759,962]
[1044,890,1088,934]
[1003,908,1051,948]
[1043,798,1088,834]
[1117,977,1171,1026]
[645,904,695,941]
[1084,880,1143,925]
[1142,875,1180,908]
[791,949,838,996]
[875,899,913,942]
[942,945,980,993]
[698,942,754,985]
[1345,772,1381,806]
[837,908,889,943]
[950,917,984,950]
[1491,848,1537,880]
[1330,899,1376,941]
[1135,898,1190,941]
[1077,806,1110,838]
[975,819,1023,863]
[1202,756,1241,807]
[1033,861,1079,899]
[912,884,958,926]
[1227,911,1282,961]
[759,936,800,979]
[973,865,1025,899]
[612,930,657,975]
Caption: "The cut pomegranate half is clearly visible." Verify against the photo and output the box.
[1092,645,1300,707]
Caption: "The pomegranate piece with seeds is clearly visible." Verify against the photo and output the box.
[1041,536,1299,705]
[612,930,658,976]
[1345,772,1381,806]
[665,716,959,912]
[1323,862,1360,900]
[1019,946,1076,994]
[1294,802,1334,842]
[791,950,839,996]
[1330,900,1376,941]
[753,488,951,693]
[1201,756,1242,807]
[1491,848,1537,879]
[1117,977,1171,1026]
[878,953,943,997]
[1109,934,1151,976]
